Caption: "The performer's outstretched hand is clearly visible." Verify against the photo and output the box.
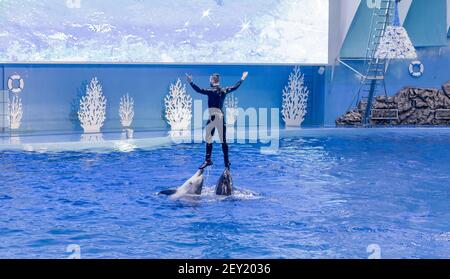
[241,71,249,81]
[185,73,193,83]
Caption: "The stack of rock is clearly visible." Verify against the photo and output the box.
[336,81,450,126]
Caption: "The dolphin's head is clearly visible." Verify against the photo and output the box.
[188,169,205,195]
[215,169,233,196]
[159,169,204,198]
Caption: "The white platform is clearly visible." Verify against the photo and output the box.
[1,127,450,152]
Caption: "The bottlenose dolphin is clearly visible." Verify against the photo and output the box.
[159,169,205,199]
[215,169,233,196]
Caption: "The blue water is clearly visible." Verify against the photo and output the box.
[0,129,449,259]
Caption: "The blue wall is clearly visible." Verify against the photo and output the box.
[341,0,448,58]
[325,39,450,126]
[0,64,325,134]
[403,0,448,47]
[2,44,448,132]
[0,67,3,91]
[340,1,374,58]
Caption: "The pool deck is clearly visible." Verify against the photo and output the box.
[1,127,450,152]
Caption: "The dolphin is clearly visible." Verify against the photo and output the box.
[215,169,233,196]
[159,169,205,199]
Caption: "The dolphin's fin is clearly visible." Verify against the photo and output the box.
[159,189,177,196]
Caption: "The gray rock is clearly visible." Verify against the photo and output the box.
[336,110,362,126]
[336,81,450,126]
[414,99,428,108]
[442,81,450,98]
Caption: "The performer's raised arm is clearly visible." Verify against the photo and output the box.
[225,71,248,94]
[185,73,211,95]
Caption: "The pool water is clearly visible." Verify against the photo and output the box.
[0,129,449,259]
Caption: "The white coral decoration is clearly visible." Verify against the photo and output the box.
[78,77,107,133]
[224,94,239,125]
[281,66,309,127]
[9,95,23,129]
[164,79,192,130]
[119,93,134,127]
[375,26,417,59]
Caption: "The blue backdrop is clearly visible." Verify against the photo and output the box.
[0,64,325,134]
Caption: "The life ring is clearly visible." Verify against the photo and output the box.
[7,74,25,94]
[409,60,424,78]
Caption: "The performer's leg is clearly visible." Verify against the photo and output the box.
[205,142,213,160]
[199,119,215,169]
[222,143,230,169]
[219,123,230,169]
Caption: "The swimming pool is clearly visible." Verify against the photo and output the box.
[0,128,449,259]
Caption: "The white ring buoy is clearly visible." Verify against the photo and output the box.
[409,60,424,78]
[7,74,25,94]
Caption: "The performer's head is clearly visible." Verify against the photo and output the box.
[210,74,220,86]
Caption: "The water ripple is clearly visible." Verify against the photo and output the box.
[0,132,449,258]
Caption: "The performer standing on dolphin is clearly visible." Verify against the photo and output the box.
[186,71,248,170]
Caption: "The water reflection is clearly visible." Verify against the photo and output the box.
[80,133,104,143]
[9,134,21,145]
[168,129,191,144]
[120,128,134,140]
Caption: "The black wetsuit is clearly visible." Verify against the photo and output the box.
[189,80,243,168]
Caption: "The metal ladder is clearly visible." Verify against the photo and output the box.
[359,0,395,125]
